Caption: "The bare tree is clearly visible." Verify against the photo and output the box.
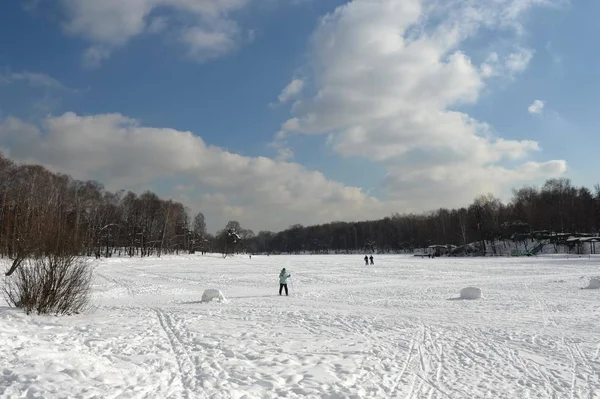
[193,212,207,238]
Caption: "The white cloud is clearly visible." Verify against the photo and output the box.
[0,70,67,90]
[276,79,305,104]
[82,46,112,69]
[528,99,546,114]
[3,0,568,231]
[0,70,72,115]
[268,128,295,161]
[148,17,169,34]
[0,112,386,232]
[277,0,566,211]
[181,25,239,62]
[480,52,500,77]
[59,0,249,66]
[480,48,535,78]
[274,147,295,162]
[506,47,534,74]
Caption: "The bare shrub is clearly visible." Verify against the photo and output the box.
[3,255,92,315]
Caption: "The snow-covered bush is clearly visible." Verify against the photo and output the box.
[201,289,226,303]
[3,255,92,315]
[459,286,482,300]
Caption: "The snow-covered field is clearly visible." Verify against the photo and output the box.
[2,254,600,398]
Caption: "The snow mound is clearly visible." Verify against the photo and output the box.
[201,289,226,303]
[583,278,600,290]
[459,287,482,300]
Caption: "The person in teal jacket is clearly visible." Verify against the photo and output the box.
[279,268,291,296]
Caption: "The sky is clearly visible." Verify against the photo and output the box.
[0,0,597,234]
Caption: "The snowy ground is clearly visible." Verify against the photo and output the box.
[2,254,600,398]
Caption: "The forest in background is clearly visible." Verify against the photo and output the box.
[1,152,599,263]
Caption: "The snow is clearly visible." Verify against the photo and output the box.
[2,254,600,398]
[459,286,483,300]
[201,289,226,303]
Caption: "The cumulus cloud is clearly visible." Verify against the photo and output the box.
[3,0,568,231]
[528,99,546,114]
[277,0,566,211]
[0,111,566,231]
[0,112,386,232]
[59,0,249,66]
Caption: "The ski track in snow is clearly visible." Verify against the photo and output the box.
[154,308,199,397]
[2,254,600,398]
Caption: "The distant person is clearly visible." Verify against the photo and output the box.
[279,268,291,296]
[364,255,369,265]
[249,255,252,259]
[369,255,374,265]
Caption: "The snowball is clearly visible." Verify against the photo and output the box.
[459,287,482,300]
[201,289,226,303]
[584,278,600,290]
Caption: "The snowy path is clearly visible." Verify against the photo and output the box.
[2,254,600,398]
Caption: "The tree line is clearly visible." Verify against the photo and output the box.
[1,152,599,266]
[252,179,600,255]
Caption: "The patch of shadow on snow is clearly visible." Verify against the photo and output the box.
[0,306,21,317]
[447,297,483,301]
[180,294,282,305]
[179,301,205,305]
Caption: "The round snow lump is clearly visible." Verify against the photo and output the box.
[584,278,600,290]
[201,289,226,303]
[459,286,482,300]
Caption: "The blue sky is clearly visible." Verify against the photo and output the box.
[0,0,595,232]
